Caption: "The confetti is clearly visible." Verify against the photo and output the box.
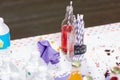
[72,60,81,67]
[83,75,93,80]
[111,66,120,74]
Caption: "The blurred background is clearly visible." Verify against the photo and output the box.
[0,0,120,39]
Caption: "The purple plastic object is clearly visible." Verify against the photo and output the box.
[37,40,60,64]
[54,73,70,80]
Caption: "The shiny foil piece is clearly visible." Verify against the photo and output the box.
[111,67,120,74]
[72,60,81,67]
[83,75,93,80]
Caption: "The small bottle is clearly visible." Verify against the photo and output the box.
[0,17,11,80]
[61,1,75,55]
[0,17,10,54]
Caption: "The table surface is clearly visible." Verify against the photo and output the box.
[1,22,120,80]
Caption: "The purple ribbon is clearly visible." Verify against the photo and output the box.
[37,40,60,64]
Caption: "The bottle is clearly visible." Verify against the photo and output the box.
[61,1,75,55]
[0,17,10,53]
[0,17,11,80]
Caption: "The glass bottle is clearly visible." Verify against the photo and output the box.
[61,1,75,56]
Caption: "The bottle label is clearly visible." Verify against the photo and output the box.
[74,44,86,55]
[0,32,10,49]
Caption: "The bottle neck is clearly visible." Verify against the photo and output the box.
[62,11,73,26]
[0,23,9,35]
[62,3,74,26]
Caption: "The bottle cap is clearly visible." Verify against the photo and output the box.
[69,1,73,14]
[0,17,4,23]
[70,1,72,6]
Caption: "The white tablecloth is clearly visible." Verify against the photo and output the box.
[0,22,120,80]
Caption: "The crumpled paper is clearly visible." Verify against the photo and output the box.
[0,56,22,80]
[37,40,60,64]
[24,50,52,80]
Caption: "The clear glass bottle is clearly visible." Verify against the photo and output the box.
[61,1,75,57]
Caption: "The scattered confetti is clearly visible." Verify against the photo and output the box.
[51,40,55,44]
[28,72,31,75]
